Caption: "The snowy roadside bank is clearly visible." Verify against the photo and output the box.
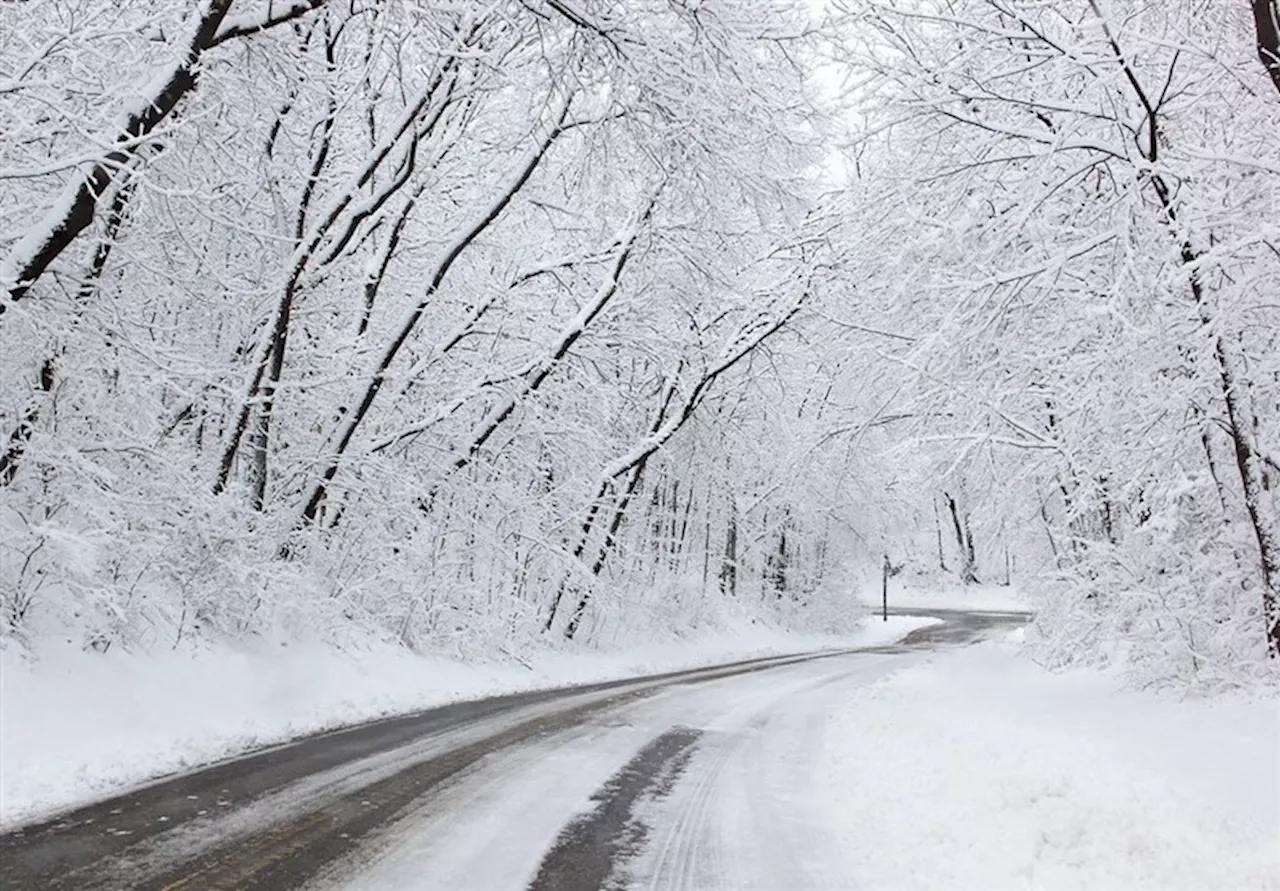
[817,633,1280,890]
[861,579,1031,613]
[0,614,939,829]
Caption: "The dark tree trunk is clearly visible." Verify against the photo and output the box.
[2,165,139,486]
[0,359,54,486]
[701,502,713,591]
[3,1,236,309]
[218,52,463,501]
[1040,498,1061,566]
[963,511,978,580]
[770,525,789,597]
[1217,337,1280,656]
[1098,475,1116,545]
[565,457,649,640]
[1253,0,1280,94]
[298,102,571,526]
[934,497,948,571]
[946,492,979,585]
[720,508,738,597]
[673,479,694,571]
[545,368,678,635]
[248,19,341,511]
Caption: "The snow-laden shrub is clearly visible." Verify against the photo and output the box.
[1026,498,1277,691]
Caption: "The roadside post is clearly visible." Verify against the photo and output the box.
[882,554,889,621]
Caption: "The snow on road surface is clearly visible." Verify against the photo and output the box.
[312,631,1278,891]
[0,615,936,828]
[312,652,913,891]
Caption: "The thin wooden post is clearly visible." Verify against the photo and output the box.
[882,554,889,621]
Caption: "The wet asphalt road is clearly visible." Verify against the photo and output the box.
[0,608,1029,890]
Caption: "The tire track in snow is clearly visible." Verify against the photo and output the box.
[627,663,891,891]
[316,657,906,891]
[528,727,703,891]
[644,726,740,891]
[3,643,921,890]
[304,718,662,891]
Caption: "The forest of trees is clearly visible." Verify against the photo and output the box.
[1,0,1276,687]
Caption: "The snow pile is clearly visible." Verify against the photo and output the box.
[817,637,1280,890]
[0,614,937,829]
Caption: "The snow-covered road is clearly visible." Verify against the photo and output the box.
[316,650,913,891]
[313,614,1277,891]
[1,616,960,890]
[6,608,1274,891]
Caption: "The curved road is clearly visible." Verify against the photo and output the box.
[0,608,1028,890]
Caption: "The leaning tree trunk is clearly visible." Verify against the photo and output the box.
[1,164,140,486]
[1092,3,1280,654]
[216,48,465,500]
[1246,0,1280,656]
[1,0,327,310]
[296,97,572,526]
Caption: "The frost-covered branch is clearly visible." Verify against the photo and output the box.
[297,93,575,525]
[446,194,658,476]
[0,0,330,315]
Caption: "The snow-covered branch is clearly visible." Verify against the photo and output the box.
[210,0,328,46]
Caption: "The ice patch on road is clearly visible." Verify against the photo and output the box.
[816,640,1280,890]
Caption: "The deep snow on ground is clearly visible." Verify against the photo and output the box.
[0,615,935,828]
[817,631,1280,890]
